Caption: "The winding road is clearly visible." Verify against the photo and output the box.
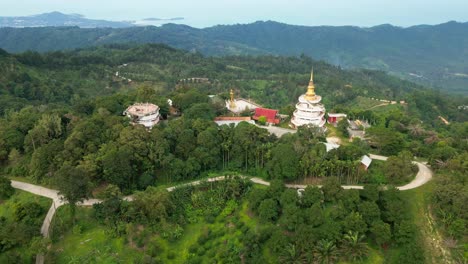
[10,154,432,264]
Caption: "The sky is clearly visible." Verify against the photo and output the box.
[2,0,468,28]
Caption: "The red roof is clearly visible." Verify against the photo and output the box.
[253,108,280,124]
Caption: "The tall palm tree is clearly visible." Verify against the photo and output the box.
[341,231,369,261]
[280,243,306,264]
[314,239,338,264]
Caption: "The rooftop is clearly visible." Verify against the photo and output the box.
[361,155,372,168]
[125,103,159,117]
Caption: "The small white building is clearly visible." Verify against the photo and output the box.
[360,155,372,171]
[124,103,160,129]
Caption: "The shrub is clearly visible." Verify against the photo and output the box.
[197,247,205,256]
[167,251,176,260]
[72,225,82,235]
[0,176,14,199]
[189,244,198,253]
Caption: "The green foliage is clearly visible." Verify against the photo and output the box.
[384,151,418,184]
[370,220,392,246]
[258,198,279,222]
[267,143,301,180]
[13,201,44,226]
[56,164,90,219]
[301,186,323,207]
[0,176,14,199]
[337,119,349,138]
[132,186,174,224]
[257,115,267,125]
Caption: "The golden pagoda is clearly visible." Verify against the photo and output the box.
[304,69,316,101]
[229,89,237,109]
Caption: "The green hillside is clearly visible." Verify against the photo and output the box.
[1,21,468,93]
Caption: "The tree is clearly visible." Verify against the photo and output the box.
[306,202,324,227]
[258,198,279,222]
[337,119,349,138]
[340,231,369,261]
[13,201,44,226]
[248,188,267,210]
[267,143,301,180]
[358,201,381,225]
[99,143,134,191]
[280,189,299,207]
[360,184,380,202]
[395,243,425,264]
[258,116,267,126]
[384,151,416,184]
[394,220,416,245]
[314,239,338,264]
[367,126,405,155]
[0,176,14,199]
[370,220,391,247]
[279,204,303,231]
[279,243,305,264]
[184,103,216,120]
[343,212,367,234]
[132,186,174,224]
[301,186,323,208]
[321,177,343,202]
[56,164,90,222]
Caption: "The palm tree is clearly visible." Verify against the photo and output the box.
[280,243,306,264]
[407,123,425,137]
[341,231,369,261]
[314,239,338,264]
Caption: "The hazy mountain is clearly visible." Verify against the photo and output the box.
[0,18,467,93]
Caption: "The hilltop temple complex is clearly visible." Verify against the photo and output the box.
[291,70,326,129]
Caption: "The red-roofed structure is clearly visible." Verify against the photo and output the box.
[253,108,280,124]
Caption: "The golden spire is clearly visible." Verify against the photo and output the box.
[229,89,236,109]
[305,68,316,100]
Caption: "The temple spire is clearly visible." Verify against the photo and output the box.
[305,68,316,100]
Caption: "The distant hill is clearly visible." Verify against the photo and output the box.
[0,18,467,93]
[0,12,134,28]
[0,12,186,28]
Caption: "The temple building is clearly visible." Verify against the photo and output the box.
[124,103,160,129]
[225,89,262,114]
[253,108,280,125]
[291,69,326,129]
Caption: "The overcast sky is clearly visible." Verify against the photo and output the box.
[2,0,467,28]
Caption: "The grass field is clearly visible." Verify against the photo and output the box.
[0,189,52,263]
[47,206,143,263]
[0,189,51,220]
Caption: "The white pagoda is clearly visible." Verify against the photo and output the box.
[291,69,326,129]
